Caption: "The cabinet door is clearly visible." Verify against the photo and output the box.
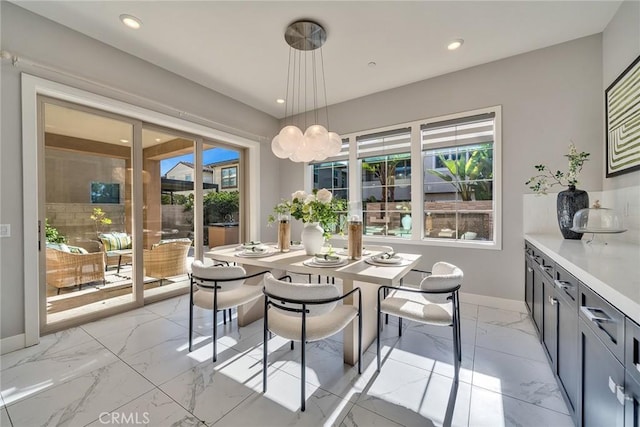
[557,287,579,414]
[579,319,625,427]
[525,256,534,314]
[543,277,558,370]
[626,319,640,386]
[532,266,545,335]
[626,373,640,427]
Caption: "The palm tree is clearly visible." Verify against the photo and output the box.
[427,144,492,201]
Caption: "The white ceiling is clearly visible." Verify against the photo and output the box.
[14,1,620,119]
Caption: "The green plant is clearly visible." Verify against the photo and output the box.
[90,208,112,234]
[204,191,240,223]
[526,143,590,194]
[268,189,346,239]
[362,155,407,203]
[427,144,492,201]
[45,218,66,243]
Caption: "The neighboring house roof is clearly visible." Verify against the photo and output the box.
[206,159,239,168]
[163,161,214,178]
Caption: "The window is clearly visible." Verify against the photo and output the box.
[358,128,412,239]
[221,166,237,189]
[422,112,496,243]
[90,182,120,204]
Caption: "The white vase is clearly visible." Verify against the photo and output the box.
[301,222,324,255]
[401,214,412,231]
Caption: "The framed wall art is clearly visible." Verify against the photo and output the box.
[605,54,640,177]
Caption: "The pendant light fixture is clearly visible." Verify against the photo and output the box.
[271,20,342,162]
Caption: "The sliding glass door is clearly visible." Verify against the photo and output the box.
[41,99,136,329]
[141,126,196,299]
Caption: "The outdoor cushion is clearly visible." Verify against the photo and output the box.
[99,232,132,251]
[45,243,88,254]
[152,238,192,248]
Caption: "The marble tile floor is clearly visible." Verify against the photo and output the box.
[0,294,574,427]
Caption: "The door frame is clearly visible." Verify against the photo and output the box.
[22,74,261,346]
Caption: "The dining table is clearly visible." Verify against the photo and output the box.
[204,243,422,366]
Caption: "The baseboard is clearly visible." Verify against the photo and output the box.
[460,292,527,313]
[1,333,25,355]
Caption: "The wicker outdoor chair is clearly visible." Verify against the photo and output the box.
[46,247,105,294]
[143,240,192,285]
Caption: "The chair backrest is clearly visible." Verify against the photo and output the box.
[420,261,463,292]
[264,273,340,317]
[191,260,247,291]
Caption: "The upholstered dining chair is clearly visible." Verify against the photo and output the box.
[377,262,463,377]
[189,260,269,362]
[262,273,362,412]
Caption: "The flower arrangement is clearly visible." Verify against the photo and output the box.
[269,189,346,239]
[526,143,590,194]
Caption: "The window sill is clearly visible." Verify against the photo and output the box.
[328,234,501,250]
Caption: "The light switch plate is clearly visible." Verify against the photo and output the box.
[0,224,10,237]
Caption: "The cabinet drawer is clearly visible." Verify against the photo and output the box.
[626,318,640,385]
[554,264,579,307]
[535,251,555,280]
[579,285,626,363]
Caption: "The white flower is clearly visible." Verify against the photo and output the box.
[291,190,307,202]
[304,194,315,204]
[316,188,333,203]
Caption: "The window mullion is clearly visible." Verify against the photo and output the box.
[410,125,422,241]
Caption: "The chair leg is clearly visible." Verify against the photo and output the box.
[358,310,362,375]
[188,280,194,352]
[57,288,61,295]
[301,338,306,412]
[263,300,269,393]
[223,309,227,325]
[212,309,218,363]
[398,317,402,337]
[290,340,294,350]
[384,288,389,325]
[452,292,461,377]
[377,306,382,372]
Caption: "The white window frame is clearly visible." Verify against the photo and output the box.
[310,105,501,250]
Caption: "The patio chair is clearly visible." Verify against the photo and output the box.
[46,247,105,294]
[143,239,191,285]
[98,232,132,273]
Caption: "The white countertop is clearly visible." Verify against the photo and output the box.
[525,233,640,324]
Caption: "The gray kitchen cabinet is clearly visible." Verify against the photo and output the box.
[578,318,625,427]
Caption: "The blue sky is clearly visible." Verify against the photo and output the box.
[161,147,239,175]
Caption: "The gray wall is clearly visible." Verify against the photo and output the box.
[0,2,280,339]
[602,0,640,191]
[281,35,605,302]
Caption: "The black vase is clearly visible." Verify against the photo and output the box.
[556,185,589,240]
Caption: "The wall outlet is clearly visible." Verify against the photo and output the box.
[0,224,10,237]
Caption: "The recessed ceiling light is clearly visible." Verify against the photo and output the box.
[120,14,142,30]
[448,39,464,51]
[120,139,129,143]
[276,98,285,104]
[155,138,161,142]
[368,61,377,68]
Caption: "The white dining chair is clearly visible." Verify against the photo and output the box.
[189,260,269,362]
[262,273,362,411]
[377,262,463,378]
